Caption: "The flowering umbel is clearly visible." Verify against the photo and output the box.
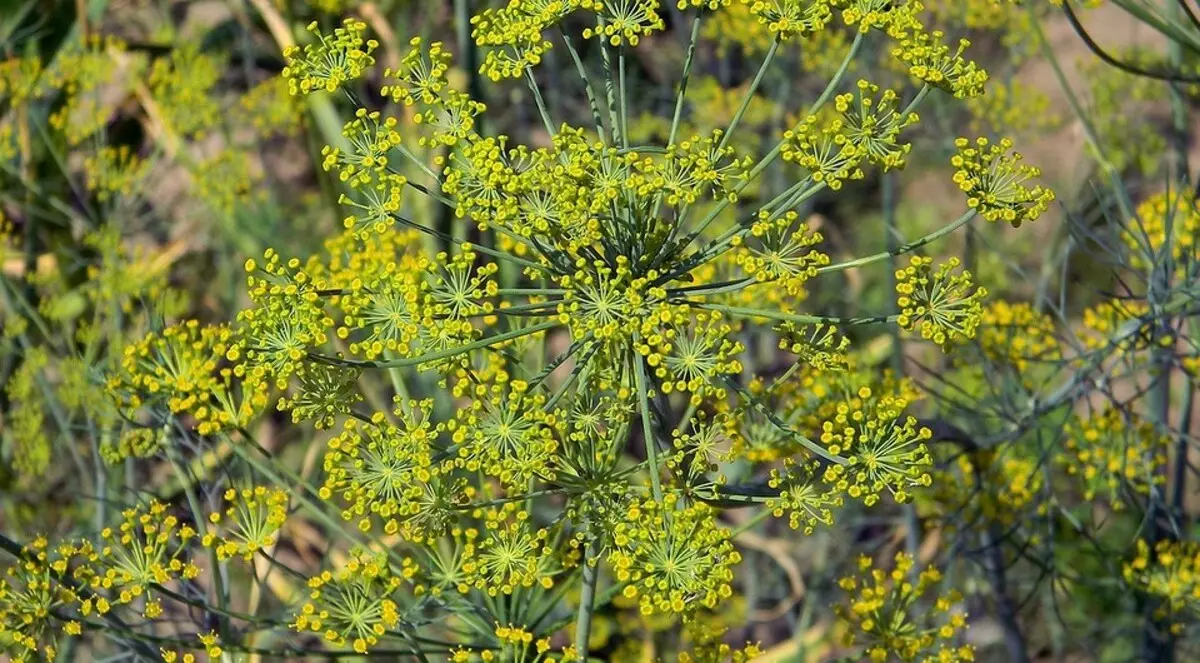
[836,553,974,662]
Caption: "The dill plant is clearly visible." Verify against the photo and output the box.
[899,2,1200,661]
[0,1,1078,661]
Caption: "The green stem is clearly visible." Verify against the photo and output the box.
[391,213,547,271]
[668,179,825,278]
[574,534,601,660]
[618,46,629,149]
[883,171,904,374]
[545,346,594,411]
[598,18,621,145]
[691,303,896,327]
[395,142,440,182]
[228,439,372,553]
[525,66,558,138]
[816,210,977,275]
[729,509,772,537]
[718,37,780,150]
[560,31,609,141]
[496,288,565,296]
[308,321,559,369]
[669,33,865,261]
[1030,2,1135,220]
[724,377,843,464]
[668,15,703,146]
[632,341,664,502]
[166,446,229,640]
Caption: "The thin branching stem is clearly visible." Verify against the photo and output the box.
[718,37,780,151]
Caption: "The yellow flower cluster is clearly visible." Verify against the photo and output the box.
[157,629,225,658]
[241,75,307,137]
[0,537,81,663]
[471,1,570,80]
[1077,298,1153,357]
[277,363,362,428]
[747,0,834,40]
[47,36,140,145]
[0,54,48,105]
[1061,408,1168,510]
[240,249,334,384]
[820,386,933,505]
[323,109,403,187]
[702,2,774,54]
[83,145,150,202]
[638,309,744,405]
[781,111,866,191]
[674,620,763,663]
[951,136,1054,227]
[836,552,974,662]
[203,485,289,561]
[891,29,989,99]
[292,549,414,654]
[557,257,663,344]
[452,375,560,485]
[777,321,850,371]
[738,210,829,294]
[768,457,843,532]
[447,128,749,259]
[148,43,222,139]
[838,79,920,171]
[1125,538,1200,634]
[282,19,379,95]
[965,78,1060,136]
[923,450,1043,527]
[384,37,451,104]
[610,495,740,615]
[3,348,50,478]
[71,501,201,617]
[107,320,268,437]
[834,0,924,36]
[1123,190,1199,276]
[335,254,428,357]
[782,79,919,188]
[581,0,666,46]
[978,300,1060,373]
[319,406,439,533]
[80,227,175,315]
[192,149,260,217]
[101,427,168,464]
[896,255,987,351]
[465,504,562,595]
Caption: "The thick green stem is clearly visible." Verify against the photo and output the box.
[598,18,621,145]
[618,46,629,149]
[574,534,601,660]
[632,342,664,502]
